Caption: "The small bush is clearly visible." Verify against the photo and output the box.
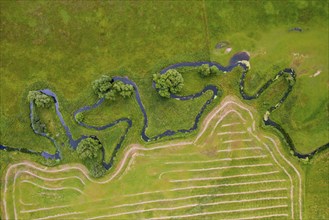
[28,91,53,108]
[90,163,107,178]
[92,75,114,99]
[199,64,211,77]
[76,137,102,160]
[210,65,223,76]
[199,64,223,77]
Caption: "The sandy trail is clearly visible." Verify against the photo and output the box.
[144,205,288,220]
[20,180,85,195]
[164,155,267,165]
[217,147,262,152]
[217,131,247,135]
[86,200,288,220]
[222,139,253,143]
[265,135,303,220]
[221,122,242,127]
[124,179,286,197]
[159,163,273,179]
[248,128,300,219]
[17,170,85,185]
[21,180,287,214]
[169,171,280,183]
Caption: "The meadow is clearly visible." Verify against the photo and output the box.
[1,0,328,219]
[3,97,303,219]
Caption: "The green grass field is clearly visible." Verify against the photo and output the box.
[1,0,328,219]
[3,97,303,219]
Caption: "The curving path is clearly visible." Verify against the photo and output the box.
[1,51,328,170]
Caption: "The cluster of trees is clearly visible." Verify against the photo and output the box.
[28,91,53,108]
[92,75,134,100]
[153,69,184,98]
[198,64,223,77]
[76,137,106,178]
[112,81,135,98]
[76,137,102,160]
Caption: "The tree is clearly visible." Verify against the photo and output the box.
[199,64,211,77]
[153,69,184,98]
[92,75,134,100]
[112,81,134,98]
[90,163,107,178]
[199,64,223,77]
[92,75,114,99]
[210,65,223,76]
[28,91,53,108]
[76,138,102,160]
[104,90,116,101]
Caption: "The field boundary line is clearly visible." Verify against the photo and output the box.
[118,153,144,180]
[248,127,299,219]
[221,122,241,127]
[170,171,279,183]
[2,162,87,220]
[223,139,253,144]
[21,186,287,213]
[19,199,33,207]
[217,147,262,152]
[124,179,286,197]
[145,204,288,220]
[159,163,273,179]
[17,170,85,185]
[201,0,210,52]
[34,211,86,220]
[108,188,287,209]
[217,131,247,135]
[164,155,267,165]
[194,97,254,143]
[211,110,247,136]
[21,180,85,195]
[221,213,289,220]
[86,201,288,220]
[21,203,73,214]
[265,135,303,220]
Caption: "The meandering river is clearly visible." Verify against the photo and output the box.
[1,52,327,168]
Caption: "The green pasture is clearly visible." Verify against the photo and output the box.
[205,1,328,152]
[6,101,302,219]
[304,149,329,219]
[1,0,327,155]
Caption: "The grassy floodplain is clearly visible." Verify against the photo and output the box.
[1,0,328,219]
[3,97,304,219]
